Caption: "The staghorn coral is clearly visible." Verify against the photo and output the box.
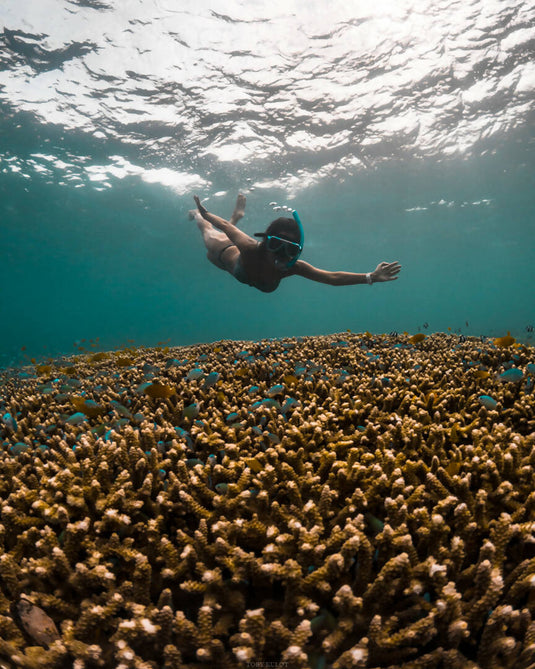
[0,331,534,667]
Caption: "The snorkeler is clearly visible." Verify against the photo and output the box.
[189,194,401,293]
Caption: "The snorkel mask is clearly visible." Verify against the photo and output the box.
[255,210,304,268]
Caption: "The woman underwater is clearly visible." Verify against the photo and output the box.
[189,193,401,293]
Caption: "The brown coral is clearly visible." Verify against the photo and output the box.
[0,332,534,667]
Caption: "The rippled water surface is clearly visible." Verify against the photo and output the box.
[1,0,534,362]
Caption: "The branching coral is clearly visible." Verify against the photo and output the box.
[1,332,535,667]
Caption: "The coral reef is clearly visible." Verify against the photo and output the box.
[0,331,534,668]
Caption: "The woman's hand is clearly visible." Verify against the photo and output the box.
[193,195,209,219]
[372,261,401,282]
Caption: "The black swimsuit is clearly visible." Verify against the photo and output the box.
[218,244,280,292]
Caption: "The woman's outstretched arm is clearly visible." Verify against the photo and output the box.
[291,260,401,285]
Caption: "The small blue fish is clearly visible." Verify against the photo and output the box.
[2,413,18,432]
[478,395,498,410]
[135,382,152,394]
[498,368,523,382]
[281,398,299,414]
[174,427,193,447]
[182,403,199,420]
[203,371,220,388]
[165,358,187,368]
[110,400,132,418]
[266,384,284,397]
[66,412,87,425]
[248,386,260,395]
[260,398,282,410]
[226,412,239,423]
[142,363,160,376]
[186,458,203,467]
[187,368,204,381]
[526,363,535,376]
[10,443,29,455]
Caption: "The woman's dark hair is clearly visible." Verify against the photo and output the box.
[255,217,301,243]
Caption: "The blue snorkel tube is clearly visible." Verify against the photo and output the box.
[287,210,304,267]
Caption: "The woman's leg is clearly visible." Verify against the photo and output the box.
[194,194,246,228]
[189,209,239,270]
[229,193,246,226]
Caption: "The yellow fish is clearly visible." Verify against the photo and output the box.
[283,374,298,386]
[409,333,426,344]
[71,397,104,418]
[116,356,135,367]
[90,352,108,362]
[245,457,263,473]
[494,332,515,348]
[144,382,176,399]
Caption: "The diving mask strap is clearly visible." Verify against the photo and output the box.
[287,210,304,267]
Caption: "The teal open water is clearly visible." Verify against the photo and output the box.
[1,0,534,366]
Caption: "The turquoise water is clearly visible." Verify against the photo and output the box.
[1,1,534,365]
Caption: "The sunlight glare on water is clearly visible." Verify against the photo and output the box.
[1,0,534,194]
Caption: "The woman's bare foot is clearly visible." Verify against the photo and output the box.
[188,209,203,222]
[229,193,246,226]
